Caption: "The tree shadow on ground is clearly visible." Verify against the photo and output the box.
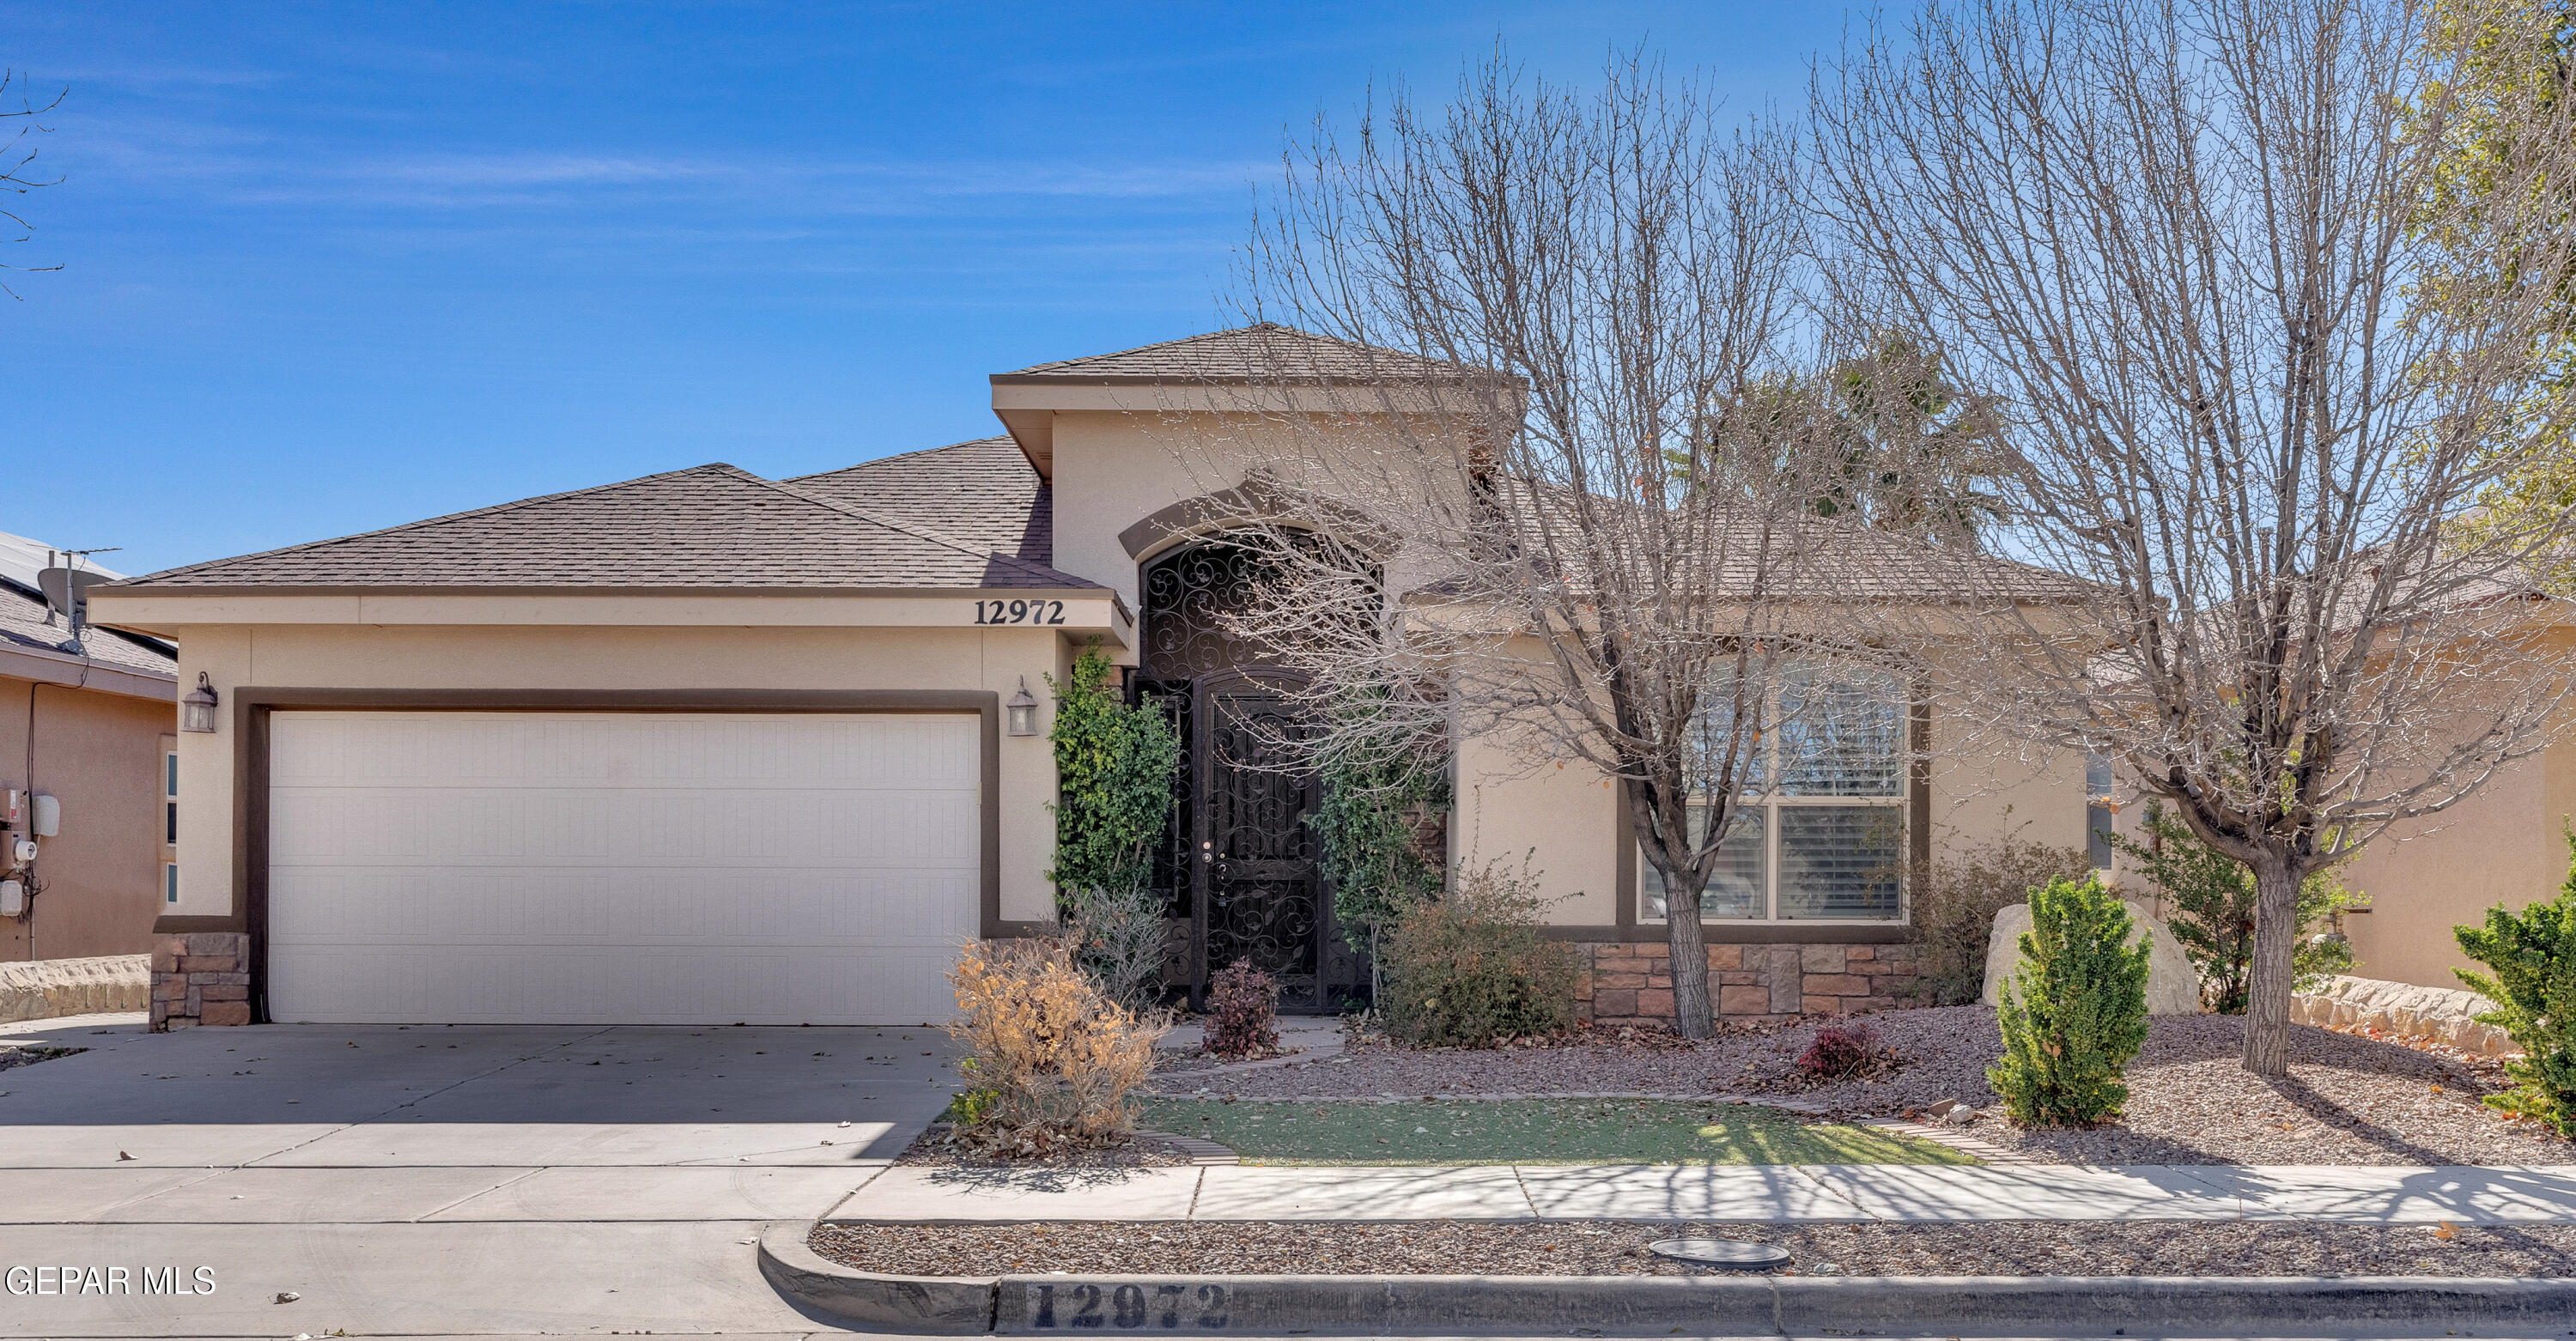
[919,1160,1176,1193]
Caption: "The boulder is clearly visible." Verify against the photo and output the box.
[2291,974,2518,1057]
[1982,900,2203,1016]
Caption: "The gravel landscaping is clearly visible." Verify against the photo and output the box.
[0,1044,79,1075]
[1134,1096,1971,1166]
[1151,1007,2572,1167]
[813,1218,2576,1278]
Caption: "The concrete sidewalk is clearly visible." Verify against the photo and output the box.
[836,1161,2576,1225]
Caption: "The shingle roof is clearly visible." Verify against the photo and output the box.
[787,437,1051,566]
[1,577,177,678]
[1407,479,2093,604]
[993,322,1506,385]
[121,463,1102,592]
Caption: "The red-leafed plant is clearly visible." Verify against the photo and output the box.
[1205,958,1281,1059]
[1797,1020,1882,1080]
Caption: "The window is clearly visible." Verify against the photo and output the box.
[163,743,179,903]
[1641,662,1908,922]
[2086,753,2116,871]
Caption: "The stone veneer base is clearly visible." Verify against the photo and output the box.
[149,931,252,1030]
[1577,940,1920,1028]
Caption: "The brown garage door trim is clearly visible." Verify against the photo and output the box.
[160,688,1007,1025]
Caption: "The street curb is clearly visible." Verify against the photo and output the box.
[757,1220,996,1334]
[759,1230,2576,1338]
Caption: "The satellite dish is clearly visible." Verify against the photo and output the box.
[37,567,113,627]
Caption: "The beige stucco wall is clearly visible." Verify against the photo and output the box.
[1048,409,1295,616]
[161,622,1070,927]
[2338,739,2576,991]
[1043,407,1455,622]
[1452,731,1625,925]
[0,672,173,962]
[1927,713,2094,859]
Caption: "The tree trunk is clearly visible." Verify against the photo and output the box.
[1666,899,1714,1040]
[2240,859,2303,1077]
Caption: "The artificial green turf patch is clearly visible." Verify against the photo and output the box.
[1135,1096,1975,1166]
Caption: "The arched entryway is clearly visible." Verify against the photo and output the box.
[1136,535,1368,1013]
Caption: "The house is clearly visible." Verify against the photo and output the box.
[0,531,181,964]
[90,327,2097,1030]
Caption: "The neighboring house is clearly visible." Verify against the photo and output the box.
[91,326,2097,1031]
[0,531,180,964]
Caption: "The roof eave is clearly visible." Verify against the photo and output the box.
[96,581,1113,598]
[0,641,179,701]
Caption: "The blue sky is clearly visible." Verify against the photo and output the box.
[12,3,1840,575]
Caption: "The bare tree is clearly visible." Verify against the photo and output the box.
[1163,56,2054,1036]
[1812,0,2576,1074]
[0,70,62,297]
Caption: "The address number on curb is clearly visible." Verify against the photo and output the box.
[1026,1283,1229,1330]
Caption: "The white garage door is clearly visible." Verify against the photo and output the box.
[265,710,980,1025]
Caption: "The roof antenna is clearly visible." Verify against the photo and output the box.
[37,547,121,650]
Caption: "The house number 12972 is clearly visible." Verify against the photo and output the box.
[975,599,1067,625]
[1026,1282,1229,1330]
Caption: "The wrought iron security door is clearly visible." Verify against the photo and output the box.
[1194,678,1358,1013]
[1139,537,1368,1013]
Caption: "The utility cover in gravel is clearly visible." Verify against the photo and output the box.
[1133,1097,1971,1165]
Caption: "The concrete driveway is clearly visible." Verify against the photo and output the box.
[0,1010,956,1338]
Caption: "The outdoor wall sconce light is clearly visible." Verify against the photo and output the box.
[1006,677,1041,737]
[180,672,221,733]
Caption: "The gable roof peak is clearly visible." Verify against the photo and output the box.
[992,323,1496,385]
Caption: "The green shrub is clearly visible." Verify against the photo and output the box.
[1989,875,2151,1126]
[2111,800,2362,1012]
[1910,834,2093,1005]
[1308,691,1451,998]
[2454,832,2576,1139]
[1378,862,1577,1048]
[1045,644,1183,1005]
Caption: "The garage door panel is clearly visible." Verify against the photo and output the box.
[274,713,983,792]
[271,868,981,946]
[269,945,963,1027]
[274,788,979,866]
[266,711,980,1024]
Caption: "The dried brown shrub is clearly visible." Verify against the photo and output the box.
[1911,835,2093,1006]
[943,937,1168,1156]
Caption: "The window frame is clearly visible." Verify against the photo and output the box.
[2085,752,2117,871]
[1638,662,1912,925]
[161,738,179,905]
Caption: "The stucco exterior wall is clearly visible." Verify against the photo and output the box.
[2338,740,2576,991]
[1043,408,1449,622]
[1452,730,1625,925]
[161,622,1068,926]
[0,672,173,962]
[1926,714,2094,859]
